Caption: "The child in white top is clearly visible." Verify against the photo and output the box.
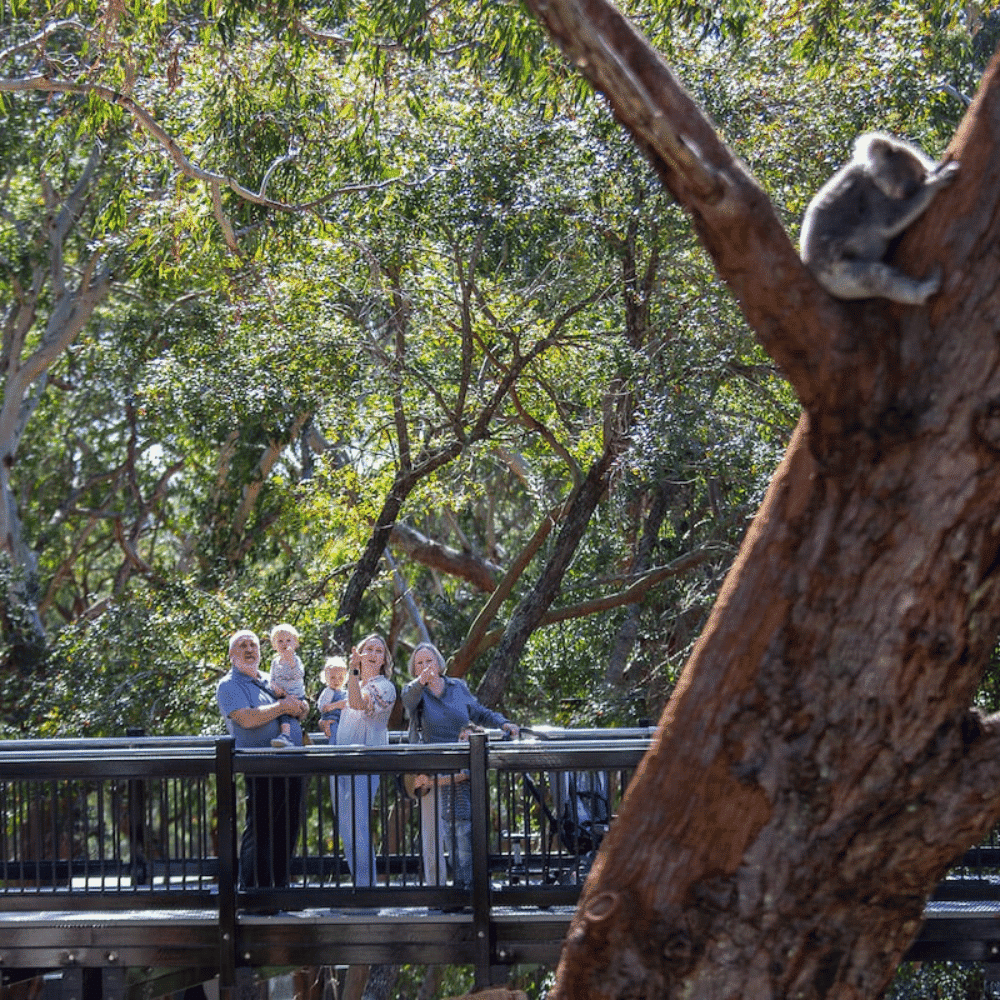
[268,623,306,748]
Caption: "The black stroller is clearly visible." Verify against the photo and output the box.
[553,769,611,861]
[519,729,611,882]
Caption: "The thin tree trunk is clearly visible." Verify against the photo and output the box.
[343,964,370,1000]
[604,480,672,686]
[417,966,445,1000]
[361,964,400,1000]
[0,143,112,668]
[292,966,326,1000]
[477,418,628,707]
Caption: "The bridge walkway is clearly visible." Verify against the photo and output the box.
[0,732,998,998]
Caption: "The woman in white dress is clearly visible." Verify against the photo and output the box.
[334,633,396,887]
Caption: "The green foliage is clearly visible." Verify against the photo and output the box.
[0,1,991,747]
[17,583,232,738]
[888,962,984,1000]
[0,2,996,994]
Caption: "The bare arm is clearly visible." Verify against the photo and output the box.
[346,677,366,711]
[346,647,368,711]
[229,695,303,731]
[435,772,468,786]
[414,772,469,790]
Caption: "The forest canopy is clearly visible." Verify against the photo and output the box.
[0,0,994,743]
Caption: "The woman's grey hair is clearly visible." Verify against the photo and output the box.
[408,642,446,678]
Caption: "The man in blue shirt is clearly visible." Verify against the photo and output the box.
[217,630,309,895]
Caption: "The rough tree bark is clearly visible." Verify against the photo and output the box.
[518,2,1000,998]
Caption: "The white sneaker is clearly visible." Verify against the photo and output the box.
[271,734,294,748]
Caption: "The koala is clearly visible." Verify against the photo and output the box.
[800,132,959,304]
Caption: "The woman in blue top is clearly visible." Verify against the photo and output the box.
[402,643,519,890]
[402,643,519,743]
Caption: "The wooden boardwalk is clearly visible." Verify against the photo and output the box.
[3,900,1000,999]
[1,732,999,998]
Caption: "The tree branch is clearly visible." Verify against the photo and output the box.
[462,547,719,663]
[388,522,501,593]
[448,499,569,679]
[520,0,881,423]
[0,19,86,63]
[0,74,457,235]
[476,416,629,706]
[227,412,311,559]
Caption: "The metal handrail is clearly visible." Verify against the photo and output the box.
[0,731,647,900]
[2,730,1000,992]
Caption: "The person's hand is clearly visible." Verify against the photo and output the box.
[332,699,347,710]
[349,646,361,673]
[502,722,520,739]
[413,774,431,791]
[280,696,306,718]
[320,719,331,738]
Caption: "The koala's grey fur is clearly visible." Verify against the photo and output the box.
[800,132,959,304]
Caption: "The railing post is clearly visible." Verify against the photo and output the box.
[125,727,149,886]
[215,736,238,997]
[468,730,491,991]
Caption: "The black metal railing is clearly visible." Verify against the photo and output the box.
[8,730,1000,913]
[0,740,222,906]
[0,730,649,913]
[5,728,999,994]
[0,728,651,993]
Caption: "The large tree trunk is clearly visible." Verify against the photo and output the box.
[520,2,1000,998]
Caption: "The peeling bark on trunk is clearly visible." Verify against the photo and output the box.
[516,2,1000,998]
